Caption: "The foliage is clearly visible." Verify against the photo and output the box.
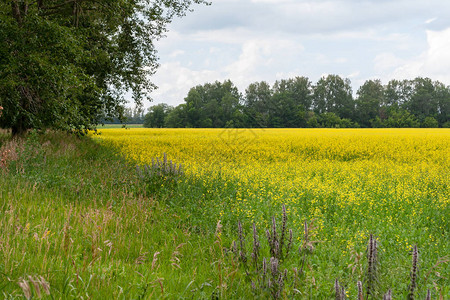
[176,80,243,128]
[355,79,385,128]
[316,112,359,128]
[143,103,173,128]
[372,109,420,128]
[0,0,208,135]
[313,74,354,119]
[158,76,449,128]
[243,81,273,127]
[422,116,439,128]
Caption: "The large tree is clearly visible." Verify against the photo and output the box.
[407,77,438,123]
[312,75,354,119]
[0,0,208,135]
[434,81,450,126]
[271,77,312,127]
[144,103,172,128]
[243,81,272,127]
[183,80,241,128]
[355,79,384,127]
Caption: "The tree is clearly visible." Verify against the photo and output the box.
[183,80,241,128]
[243,81,273,127]
[0,0,208,136]
[407,77,438,122]
[378,109,420,128]
[317,112,358,128]
[271,77,312,127]
[123,106,145,124]
[312,75,354,119]
[355,79,384,127]
[384,79,412,109]
[434,82,450,127]
[422,116,438,128]
[144,104,172,128]
[165,104,188,128]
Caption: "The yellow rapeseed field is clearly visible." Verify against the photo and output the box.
[94,128,449,265]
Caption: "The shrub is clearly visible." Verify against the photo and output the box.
[422,117,438,128]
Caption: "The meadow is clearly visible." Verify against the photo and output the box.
[0,128,449,299]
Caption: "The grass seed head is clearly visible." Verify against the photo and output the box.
[383,289,392,300]
[334,279,340,300]
[357,280,363,300]
[425,289,431,300]
[18,278,31,300]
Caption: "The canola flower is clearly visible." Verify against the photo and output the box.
[93,128,449,275]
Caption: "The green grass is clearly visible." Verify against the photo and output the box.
[0,130,448,299]
[0,131,230,299]
[99,124,143,129]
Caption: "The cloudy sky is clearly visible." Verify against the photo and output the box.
[146,0,450,108]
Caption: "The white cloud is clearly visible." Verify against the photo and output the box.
[225,40,267,77]
[251,0,293,3]
[223,38,307,89]
[347,71,361,79]
[389,28,450,83]
[150,62,222,107]
[374,53,405,74]
[168,50,185,58]
[422,28,450,77]
[425,17,437,24]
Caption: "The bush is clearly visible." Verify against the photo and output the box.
[422,117,439,128]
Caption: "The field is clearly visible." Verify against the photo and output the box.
[0,128,449,299]
[94,128,449,298]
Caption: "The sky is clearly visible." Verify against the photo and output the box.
[145,0,450,108]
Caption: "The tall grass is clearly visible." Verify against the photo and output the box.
[0,129,449,299]
[0,131,227,298]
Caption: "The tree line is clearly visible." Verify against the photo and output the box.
[144,75,450,128]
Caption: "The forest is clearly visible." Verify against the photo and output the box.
[144,75,450,128]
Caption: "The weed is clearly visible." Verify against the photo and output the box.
[366,234,379,299]
[334,279,346,300]
[383,289,392,300]
[136,152,184,194]
[407,245,419,300]
[339,237,446,300]
[233,205,317,299]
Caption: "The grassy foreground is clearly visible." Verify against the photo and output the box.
[0,131,230,299]
[0,129,449,299]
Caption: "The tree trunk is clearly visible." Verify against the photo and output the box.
[11,0,23,25]
[12,89,31,137]
[11,109,28,137]
[11,122,27,137]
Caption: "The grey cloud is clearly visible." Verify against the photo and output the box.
[148,0,450,106]
[174,0,450,36]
